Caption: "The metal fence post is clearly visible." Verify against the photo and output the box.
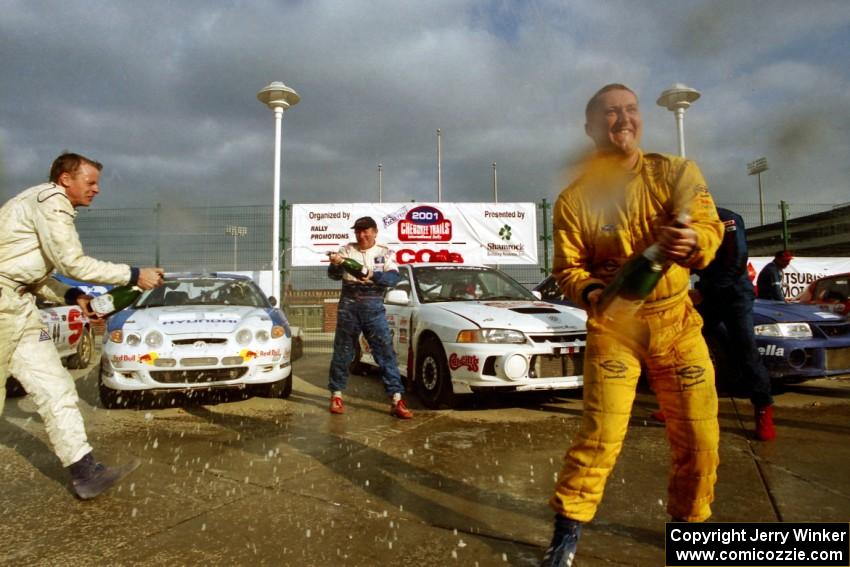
[538,198,551,275]
[281,199,288,304]
[780,200,790,250]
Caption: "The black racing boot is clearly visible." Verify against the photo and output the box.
[540,514,582,567]
[68,452,141,500]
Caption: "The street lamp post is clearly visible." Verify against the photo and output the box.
[656,83,701,157]
[257,81,299,302]
[378,163,383,203]
[225,225,248,271]
[436,128,442,202]
[748,157,769,226]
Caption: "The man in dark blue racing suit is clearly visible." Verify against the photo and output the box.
[694,208,775,441]
[327,216,413,419]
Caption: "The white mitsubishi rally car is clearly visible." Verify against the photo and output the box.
[355,263,587,408]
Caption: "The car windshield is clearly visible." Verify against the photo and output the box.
[814,276,849,303]
[411,266,535,303]
[135,278,268,308]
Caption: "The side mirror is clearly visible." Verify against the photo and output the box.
[268,296,278,307]
[385,289,410,305]
[531,290,542,300]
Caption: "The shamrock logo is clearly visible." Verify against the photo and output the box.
[498,224,512,241]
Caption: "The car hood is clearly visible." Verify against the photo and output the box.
[120,306,273,335]
[432,300,586,332]
[753,299,845,324]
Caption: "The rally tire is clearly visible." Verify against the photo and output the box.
[250,375,293,399]
[416,337,455,409]
[99,382,132,409]
[98,365,135,409]
[66,327,94,369]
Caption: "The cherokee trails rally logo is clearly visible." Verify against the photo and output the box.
[398,206,452,241]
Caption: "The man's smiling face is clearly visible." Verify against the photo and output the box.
[585,88,643,159]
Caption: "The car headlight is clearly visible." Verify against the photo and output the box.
[236,328,253,345]
[271,325,285,339]
[456,328,527,344]
[126,333,141,346]
[145,330,164,348]
[754,322,813,338]
[109,330,123,343]
[255,329,270,342]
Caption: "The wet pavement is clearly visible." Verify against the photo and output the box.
[1,347,849,566]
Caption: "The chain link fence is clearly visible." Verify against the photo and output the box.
[75,200,840,353]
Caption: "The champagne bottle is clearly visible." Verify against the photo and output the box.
[597,243,665,320]
[328,253,369,278]
[89,285,143,318]
[597,213,689,320]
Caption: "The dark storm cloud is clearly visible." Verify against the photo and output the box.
[1,0,848,212]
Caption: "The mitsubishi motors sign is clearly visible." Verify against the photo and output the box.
[290,202,538,266]
[749,257,850,300]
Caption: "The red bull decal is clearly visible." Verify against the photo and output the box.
[139,352,159,365]
[240,349,257,361]
[256,349,281,357]
[449,353,480,372]
[398,206,452,242]
[111,354,137,363]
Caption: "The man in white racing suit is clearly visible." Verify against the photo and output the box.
[0,152,164,499]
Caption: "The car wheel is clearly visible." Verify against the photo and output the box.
[250,375,293,399]
[291,337,304,362]
[98,365,134,409]
[416,337,455,409]
[66,327,94,369]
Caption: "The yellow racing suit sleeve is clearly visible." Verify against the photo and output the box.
[33,192,132,286]
[552,188,605,310]
[668,159,723,270]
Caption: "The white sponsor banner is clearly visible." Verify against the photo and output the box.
[749,257,850,300]
[290,203,538,266]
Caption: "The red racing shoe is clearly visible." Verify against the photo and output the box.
[329,395,345,415]
[755,405,776,441]
[391,399,413,419]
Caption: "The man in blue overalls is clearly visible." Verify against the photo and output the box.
[694,208,775,441]
[327,216,413,419]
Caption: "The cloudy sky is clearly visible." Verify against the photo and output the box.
[1,0,849,215]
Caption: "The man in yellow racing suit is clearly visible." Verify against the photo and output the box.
[540,84,724,567]
[0,152,164,499]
